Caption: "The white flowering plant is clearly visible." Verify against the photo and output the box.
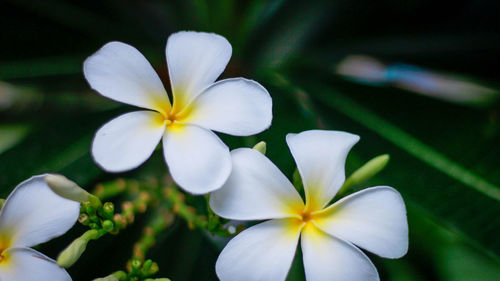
[2,3,499,281]
[0,31,408,281]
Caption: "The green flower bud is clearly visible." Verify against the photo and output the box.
[93,277,119,281]
[102,220,114,232]
[45,174,91,203]
[45,174,102,208]
[78,214,90,225]
[93,271,127,281]
[57,230,99,268]
[149,262,159,275]
[102,202,115,219]
[86,205,96,216]
[130,259,142,273]
[252,141,267,155]
[338,154,390,197]
[0,199,5,209]
[141,259,153,274]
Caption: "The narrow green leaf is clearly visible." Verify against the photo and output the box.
[313,90,500,202]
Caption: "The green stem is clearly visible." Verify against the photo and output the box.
[163,186,208,229]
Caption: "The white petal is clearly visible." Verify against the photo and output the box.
[163,124,231,194]
[92,110,166,172]
[210,148,304,220]
[216,219,302,281]
[313,186,409,258]
[84,41,170,115]
[184,78,272,136]
[286,130,360,211]
[166,31,232,112]
[301,224,379,281]
[0,247,72,281]
[0,175,79,248]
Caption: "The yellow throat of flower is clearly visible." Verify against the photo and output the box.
[0,236,11,265]
[151,94,194,130]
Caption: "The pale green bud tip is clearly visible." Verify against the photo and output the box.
[252,141,267,155]
[359,154,390,179]
[93,277,119,281]
[45,174,90,203]
[57,237,89,268]
[0,199,5,209]
[342,154,390,191]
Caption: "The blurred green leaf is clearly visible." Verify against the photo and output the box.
[0,124,31,155]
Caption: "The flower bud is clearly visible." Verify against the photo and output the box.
[102,202,115,218]
[93,277,119,281]
[146,261,159,275]
[0,199,5,209]
[339,154,390,196]
[252,141,266,155]
[130,259,142,273]
[102,220,114,232]
[45,174,91,202]
[45,174,102,208]
[141,259,153,273]
[57,230,99,268]
[78,214,90,225]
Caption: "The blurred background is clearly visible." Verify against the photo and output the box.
[1,0,500,280]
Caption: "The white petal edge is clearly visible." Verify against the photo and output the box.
[184,78,272,136]
[301,224,380,281]
[216,219,302,281]
[210,148,304,220]
[166,31,232,112]
[163,124,231,194]
[314,186,409,258]
[92,110,166,172]
[0,247,72,281]
[286,130,360,210]
[0,175,79,248]
[84,41,170,115]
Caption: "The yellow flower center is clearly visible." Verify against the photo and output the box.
[151,95,194,130]
[300,210,314,223]
[294,204,323,226]
[0,237,11,265]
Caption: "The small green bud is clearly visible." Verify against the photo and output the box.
[0,199,5,209]
[131,259,142,272]
[93,277,119,281]
[86,205,96,216]
[102,220,114,232]
[78,214,90,225]
[93,271,127,281]
[149,262,159,275]
[113,214,127,229]
[89,222,99,229]
[252,141,267,155]
[45,174,91,203]
[102,202,115,218]
[141,259,153,273]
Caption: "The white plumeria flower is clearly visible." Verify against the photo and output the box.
[84,31,272,194]
[210,130,408,281]
[0,175,80,281]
